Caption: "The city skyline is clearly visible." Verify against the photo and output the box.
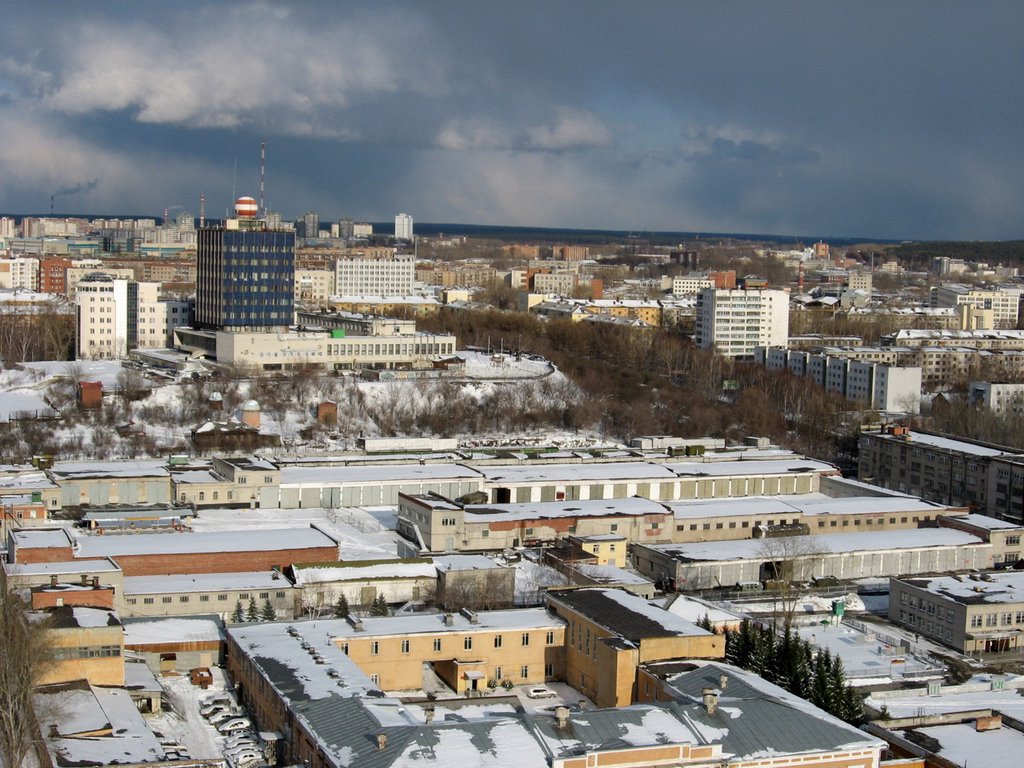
[1,2,1022,240]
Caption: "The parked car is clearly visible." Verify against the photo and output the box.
[207,709,237,726]
[225,742,260,759]
[217,717,253,734]
[200,703,230,718]
[224,734,257,750]
[228,749,262,766]
[525,686,556,699]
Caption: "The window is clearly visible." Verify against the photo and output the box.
[200,595,209,602]
[433,638,442,652]
[371,641,379,655]
[276,591,285,598]
[494,635,503,648]
[143,597,154,604]
[544,664,553,677]
[218,594,228,601]
[401,640,410,653]
[162,596,172,603]
[546,631,555,645]
[494,666,503,680]
[127,598,137,605]
[370,673,380,685]
[179,596,189,603]
[240,593,249,599]
[259,592,269,599]
[521,665,529,678]
[464,637,473,650]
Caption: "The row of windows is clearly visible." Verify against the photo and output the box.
[52,645,121,660]
[127,590,288,605]
[355,630,557,656]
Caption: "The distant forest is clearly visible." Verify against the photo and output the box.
[888,240,1024,270]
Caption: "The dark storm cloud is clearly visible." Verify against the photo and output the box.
[0,0,1022,239]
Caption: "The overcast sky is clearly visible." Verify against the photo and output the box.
[2,1,1022,240]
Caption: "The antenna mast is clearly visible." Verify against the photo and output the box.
[259,140,266,217]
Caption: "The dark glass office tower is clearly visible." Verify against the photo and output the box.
[195,224,295,332]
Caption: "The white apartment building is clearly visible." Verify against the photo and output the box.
[335,252,415,296]
[0,257,39,290]
[0,217,16,238]
[969,381,1024,415]
[394,213,414,240]
[352,223,373,238]
[695,287,789,358]
[671,275,714,295]
[931,283,1023,328]
[295,268,335,305]
[757,346,922,413]
[76,275,182,359]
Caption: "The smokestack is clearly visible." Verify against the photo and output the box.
[50,575,58,587]
[259,141,266,217]
[80,574,89,586]
[376,733,387,751]
[719,674,728,691]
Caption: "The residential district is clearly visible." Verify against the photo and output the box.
[3,204,1024,768]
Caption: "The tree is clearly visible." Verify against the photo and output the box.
[246,596,259,622]
[370,594,389,617]
[756,533,825,629]
[697,612,714,632]
[0,569,53,768]
[231,600,245,623]
[260,599,277,622]
[335,594,350,619]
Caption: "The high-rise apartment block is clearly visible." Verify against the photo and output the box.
[335,251,415,296]
[695,287,789,358]
[75,274,189,359]
[0,257,40,290]
[195,197,295,332]
[394,213,414,240]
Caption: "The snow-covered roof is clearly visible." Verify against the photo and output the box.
[665,492,946,519]
[280,463,481,486]
[550,588,710,642]
[666,458,838,478]
[34,685,166,765]
[330,607,563,639]
[950,513,1023,530]
[433,554,505,572]
[4,558,120,576]
[883,430,1012,457]
[293,560,436,585]
[661,594,744,625]
[10,528,72,549]
[123,616,224,646]
[573,564,652,585]
[74,526,337,557]
[464,496,669,523]
[475,461,677,485]
[902,571,1024,605]
[0,471,56,489]
[49,459,170,480]
[124,570,295,595]
[647,528,985,562]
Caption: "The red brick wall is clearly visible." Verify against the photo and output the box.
[105,546,339,577]
[12,545,75,564]
[32,587,115,610]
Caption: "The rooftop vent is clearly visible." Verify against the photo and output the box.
[702,687,719,716]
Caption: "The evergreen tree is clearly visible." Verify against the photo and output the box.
[260,599,277,622]
[810,649,831,711]
[827,652,848,718]
[246,596,259,622]
[842,683,864,725]
[697,612,713,632]
[370,594,389,617]
[335,594,350,619]
[231,600,245,623]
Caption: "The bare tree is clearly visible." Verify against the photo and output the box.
[756,533,826,629]
[0,569,52,768]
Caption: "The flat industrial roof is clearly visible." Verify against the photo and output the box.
[279,463,481,486]
[124,571,295,595]
[74,526,337,558]
[474,461,677,485]
[646,528,985,562]
[463,496,669,522]
[901,571,1024,605]
[665,493,946,519]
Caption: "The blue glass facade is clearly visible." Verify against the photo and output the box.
[196,227,295,331]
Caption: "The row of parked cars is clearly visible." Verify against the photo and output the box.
[200,694,263,767]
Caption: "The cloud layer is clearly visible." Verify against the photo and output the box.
[1,1,1022,239]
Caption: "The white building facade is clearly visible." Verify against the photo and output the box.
[335,252,415,296]
[695,287,789,358]
[394,213,414,240]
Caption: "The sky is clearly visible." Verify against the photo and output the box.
[1,1,1022,241]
